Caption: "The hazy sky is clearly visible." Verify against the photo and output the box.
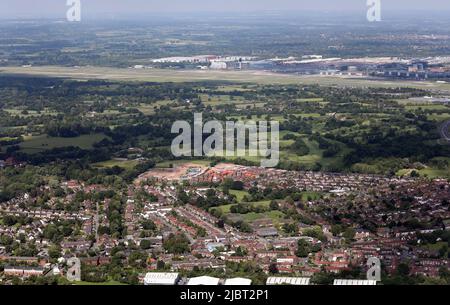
[1,0,449,19]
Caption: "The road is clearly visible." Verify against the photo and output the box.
[439,120,450,142]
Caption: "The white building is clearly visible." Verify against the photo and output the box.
[266,277,310,285]
[224,278,252,285]
[333,279,377,285]
[210,61,227,70]
[151,55,217,64]
[187,276,220,286]
[302,55,323,60]
[144,272,180,285]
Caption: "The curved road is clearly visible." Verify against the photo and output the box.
[440,120,450,142]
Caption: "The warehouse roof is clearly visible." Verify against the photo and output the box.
[144,272,180,285]
[224,278,252,285]
[266,277,310,285]
[333,279,377,285]
[187,276,220,286]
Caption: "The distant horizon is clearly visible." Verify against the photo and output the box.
[1,0,449,19]
[1,9,450,21]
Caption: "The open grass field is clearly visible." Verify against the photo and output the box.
[216,200,271,214]
[218,205,286,224]
[92,159,141,170]
[397,167,450,179]
[224,209,286,225]
[229,190,249,202]
[300,191,322,201]
[403,104,449,111]
[3,66,450,91]
[241,210,285,223]
[427,113,450,121]
[4,108,59,118]
[6,133,108,154]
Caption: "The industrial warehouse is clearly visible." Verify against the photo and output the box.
[144,54,450,80]
[143,272,377,286]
